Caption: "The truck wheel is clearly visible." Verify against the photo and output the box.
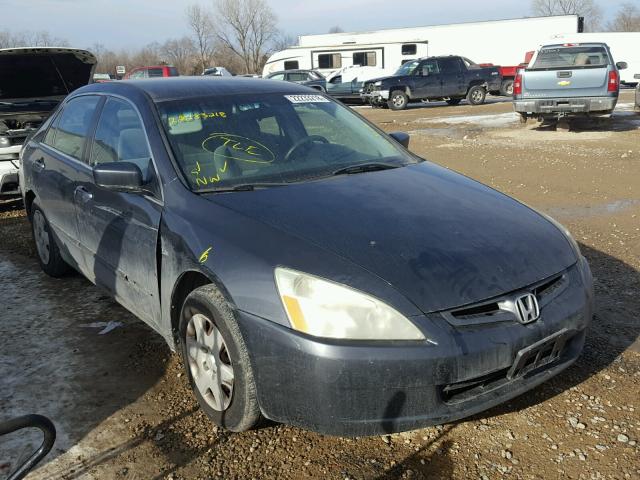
[446,98,462,106]
[466,86,487,105]
[179,284,262,432]
[388,90,408,110]
[31,201,71,277]
[519,113,528,124]
[500,79,514,97]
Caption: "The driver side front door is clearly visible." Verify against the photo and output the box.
[411,59,441,99]
[74,96,163,329]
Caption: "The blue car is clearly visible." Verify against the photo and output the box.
[20,77,593,436]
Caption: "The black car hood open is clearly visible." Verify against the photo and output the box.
[0,48,97,102]
[207,162,577,313]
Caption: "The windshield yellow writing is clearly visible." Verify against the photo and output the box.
[168,111,227,127]
[202,133,275,164]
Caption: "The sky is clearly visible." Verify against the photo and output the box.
[2,0,633,50]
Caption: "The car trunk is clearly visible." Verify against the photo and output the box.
[523,67,609,98]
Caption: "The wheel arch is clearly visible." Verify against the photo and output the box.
[169,267,241,345]
[389,85,411,97]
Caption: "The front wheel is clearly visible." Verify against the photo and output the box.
[31,202,70,277]
[179,284,262,432]
[466,85,487,105]
[387,90,409,110]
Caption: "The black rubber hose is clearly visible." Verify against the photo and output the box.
[0,414,56,480]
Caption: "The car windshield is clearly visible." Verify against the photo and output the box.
[157,92,417,191]
[394,60,420,76]
[530,46,609,70]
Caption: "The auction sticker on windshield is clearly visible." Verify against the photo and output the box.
[284,94,330,104]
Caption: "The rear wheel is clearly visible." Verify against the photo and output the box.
[466,85,487,105]
[387,90,409,110]
[179,284,261,432]
[500,79,514,97]
[446,98,462,106]
[31,202,70,277]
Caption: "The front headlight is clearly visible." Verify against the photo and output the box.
[274,267,426,341]
[374,81,382,87]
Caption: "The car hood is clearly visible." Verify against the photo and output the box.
[207,162,576,313]
[364,75,398,85]
[0,47,97,103]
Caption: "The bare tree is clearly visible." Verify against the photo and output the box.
[212,0,279,74]
[531,0,603,31]
[272,32,296,51]
[162,37,198,75]
[607,2,640,31]
[328,26,344,33]
[186,4,216,74]
[0,29,69,48]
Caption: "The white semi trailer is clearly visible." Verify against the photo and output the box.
[263,15,583,77]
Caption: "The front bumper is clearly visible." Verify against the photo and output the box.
[237,259,593,436]
[361,89,390,102]
[514,96,617,116]
[0,147,20,196]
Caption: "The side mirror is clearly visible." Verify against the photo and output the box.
[93,162,144,193]
[389,131,410,149]
[616,62,628,70]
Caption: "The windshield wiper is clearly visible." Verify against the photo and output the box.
[204,182,290,193]
[332,162,400,176]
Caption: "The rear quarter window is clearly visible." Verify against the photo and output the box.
[48,96,101,160]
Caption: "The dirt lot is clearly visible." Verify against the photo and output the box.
[1,92,639,480]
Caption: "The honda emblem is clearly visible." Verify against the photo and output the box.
[515,294,540,324]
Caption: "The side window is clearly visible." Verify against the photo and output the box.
[283,60,299,70]
[49,96,100,160]
[438,58,462,73]
[168,67,179,77]
[90,97,152,181]
[353,52,376,67]
[419,60,439,76]
[402,44,417,56]
[287,72,308,82]
[148,68,164,78]
[130,69,146,79]
[318,53,341,69]
[269,73,285,81]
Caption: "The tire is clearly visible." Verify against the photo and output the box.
[31,201,70,277]
[446,98,462,106]
[179,284,261,432]
[519,113,528,124]
[387,90,409,110]
[500,79,514,97]
[466,85,487,105]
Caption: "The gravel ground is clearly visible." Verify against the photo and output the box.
[0,92,638,480]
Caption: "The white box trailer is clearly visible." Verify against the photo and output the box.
[263,15,582,77]
[547,32,640,85]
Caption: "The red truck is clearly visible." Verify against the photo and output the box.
[481,52,535,97]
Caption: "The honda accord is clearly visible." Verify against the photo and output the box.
[20,77,593,436]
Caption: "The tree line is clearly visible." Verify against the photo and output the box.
[1,0,638,77]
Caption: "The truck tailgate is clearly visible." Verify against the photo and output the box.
[523,68,608,98]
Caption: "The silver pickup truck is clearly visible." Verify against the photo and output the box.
[514,43,627,124]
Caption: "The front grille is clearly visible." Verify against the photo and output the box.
[442,272,569,327]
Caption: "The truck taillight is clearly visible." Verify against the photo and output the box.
[513,73,523,96]
[608,70,619,92]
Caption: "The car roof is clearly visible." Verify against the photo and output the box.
[270,69,315,74]
[75,76,315,102]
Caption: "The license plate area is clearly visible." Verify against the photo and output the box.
[507,328,572,380]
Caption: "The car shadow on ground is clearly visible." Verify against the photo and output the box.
[530,113,640,133]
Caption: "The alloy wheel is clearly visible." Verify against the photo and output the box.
[33,210,50,265]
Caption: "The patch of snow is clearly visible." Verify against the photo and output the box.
[417,112,520,128]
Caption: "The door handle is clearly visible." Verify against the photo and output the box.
[74,186,93,204]
[33,157,45,171]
